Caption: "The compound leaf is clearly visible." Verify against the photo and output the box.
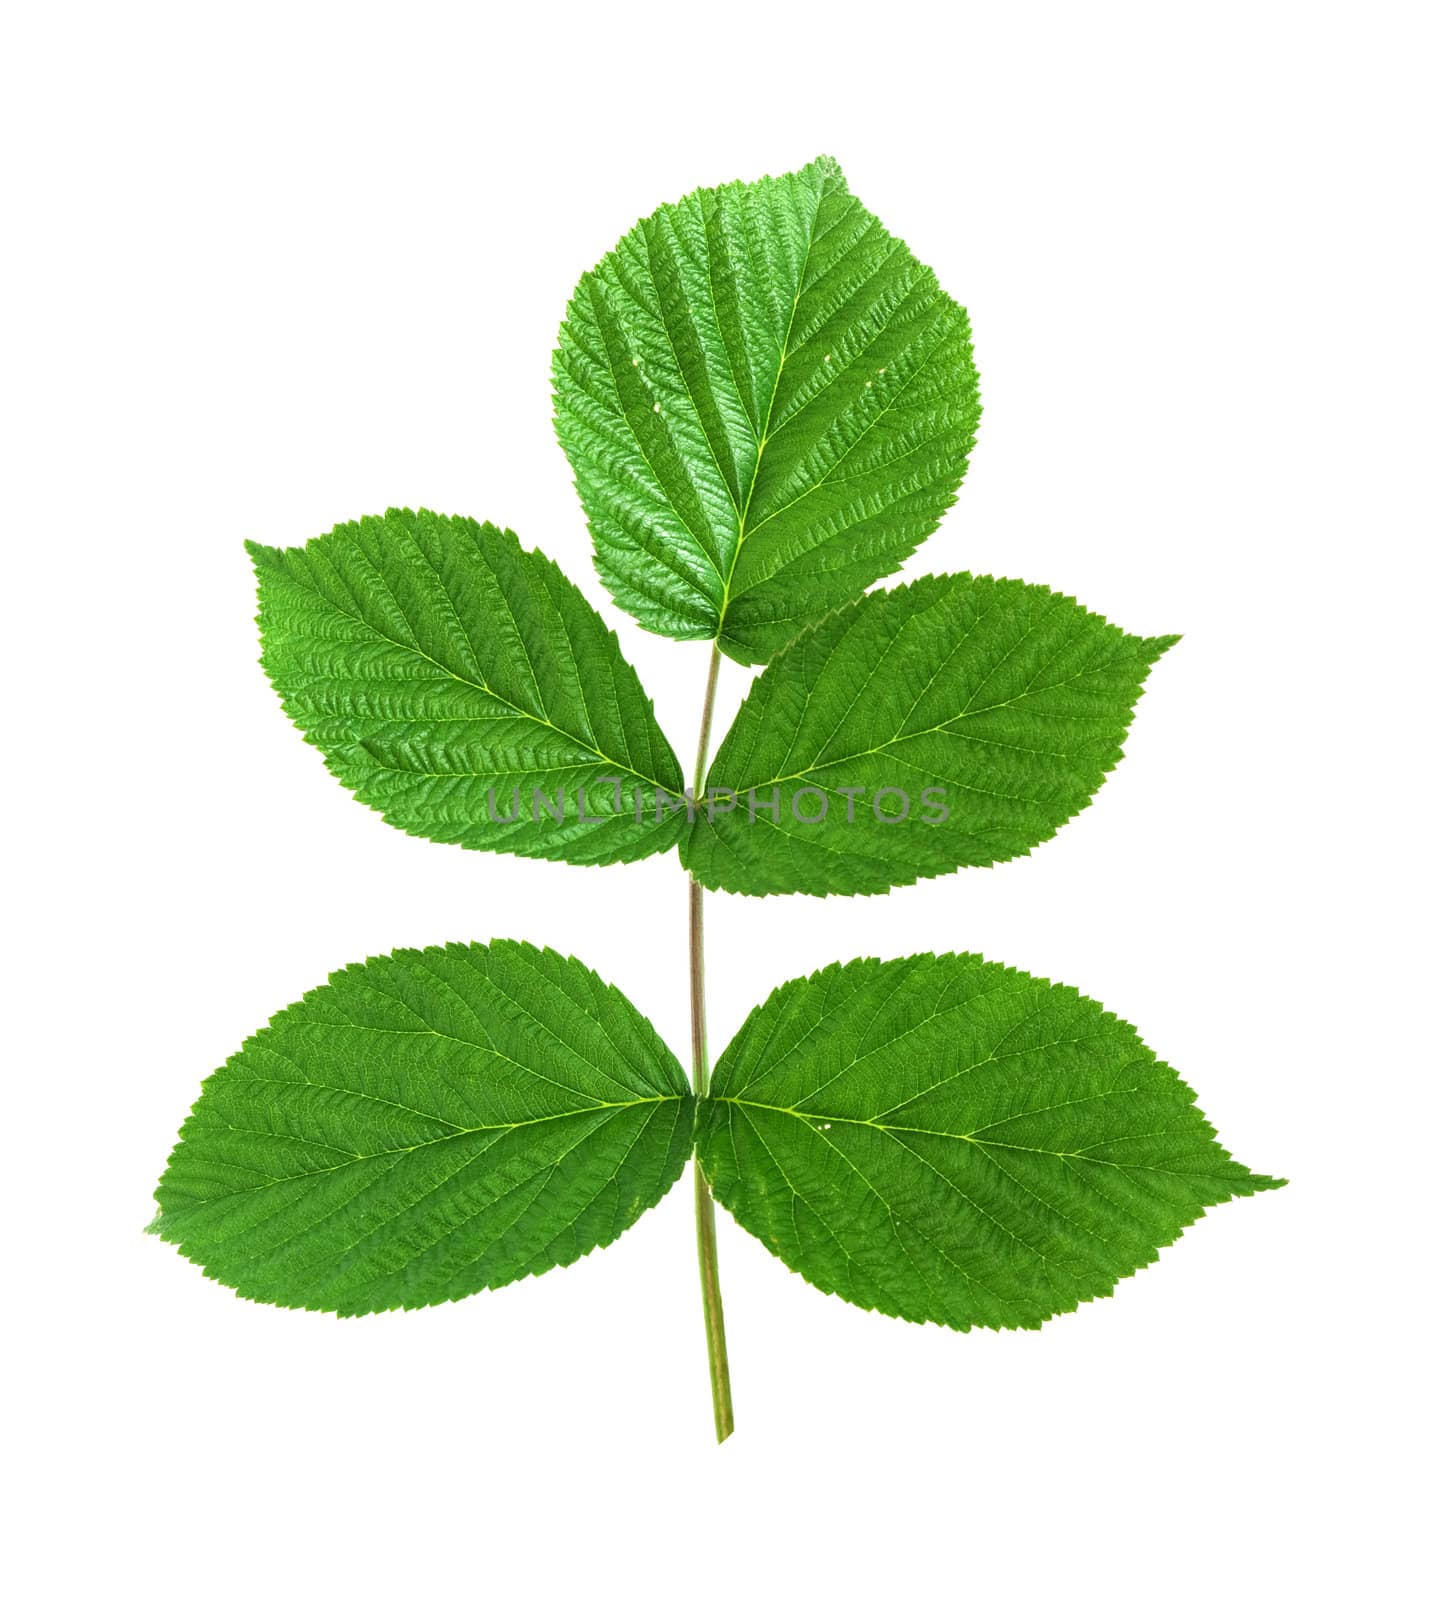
[252,508,686,865]
[683,573,1176,896]
[698,954,1282,1330]
[553,156,980,664]
[152,941,694,1314]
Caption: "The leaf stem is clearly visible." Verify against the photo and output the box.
[689,642,733,1442]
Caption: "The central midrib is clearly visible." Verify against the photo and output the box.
[184,1095,688,1206]
[712,169,833,639]
[698,656,1126,803]
[300,580,684,802]
[716,1097,1168,1173]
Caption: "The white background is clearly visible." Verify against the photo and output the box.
[4,2,1425,1594]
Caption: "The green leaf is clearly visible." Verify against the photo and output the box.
[698,954,1282,1330]
[251,508,687,865]
[552,156,980,664]
[152,941,694,1314]
[682,573,1176,897]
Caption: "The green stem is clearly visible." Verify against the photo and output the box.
[689,642,733,1443]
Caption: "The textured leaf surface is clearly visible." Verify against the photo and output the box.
[252,508,686,864]
[699,954,1282,1330]
[553,156,979,663]
[683,573,1175,896]
[152,942,694,1314]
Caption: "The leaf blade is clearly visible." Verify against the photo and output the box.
[252,508,687,864]
[699,954,1282,1330]
[682,573,1176,896]
[152,941,694,1314]
[553,156,980,661]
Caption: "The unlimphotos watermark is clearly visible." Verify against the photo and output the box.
[483,782,951,826]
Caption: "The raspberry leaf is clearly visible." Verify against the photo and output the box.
[251,508,686,865]
[683,573,1176,896]
[698,953,1282,1329]
[152,941,694,1314]
[553,156,980,663]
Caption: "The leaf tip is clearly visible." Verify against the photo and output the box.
[1143,631,1183,664]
